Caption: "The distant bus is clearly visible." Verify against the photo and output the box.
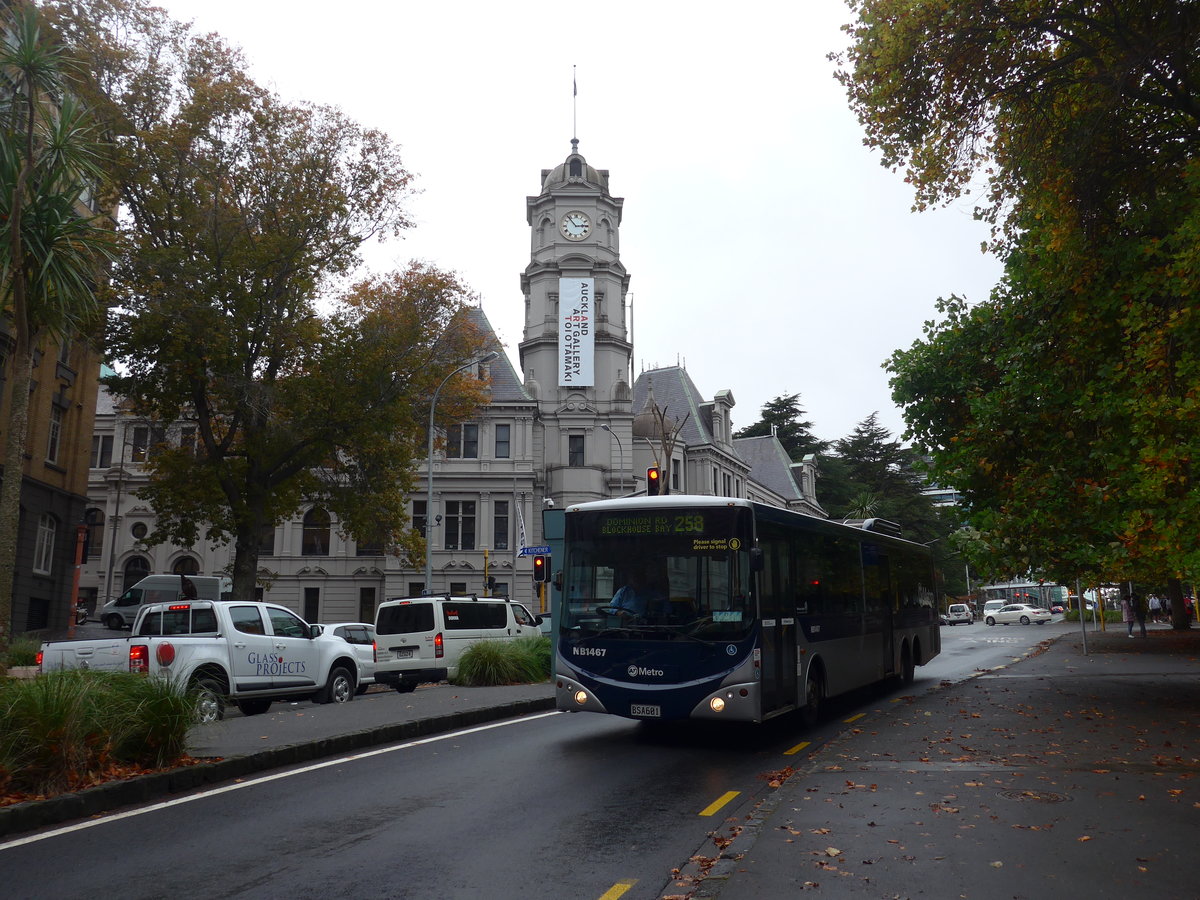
[553,496,941,724]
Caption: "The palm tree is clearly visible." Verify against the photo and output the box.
[0,3,113,651]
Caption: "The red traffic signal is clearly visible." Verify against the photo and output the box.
[646,466,662,496]
[532,555,549,582]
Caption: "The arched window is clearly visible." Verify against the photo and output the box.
[123,556,151,588]
[86,508,105,559]
[172,556,200,576]
[302,507,331,556]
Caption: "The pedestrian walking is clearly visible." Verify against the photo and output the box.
[1149,595,1162,624]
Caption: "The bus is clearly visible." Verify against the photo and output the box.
[553,496,941,724]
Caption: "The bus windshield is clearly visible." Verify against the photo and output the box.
[562,505,755,641]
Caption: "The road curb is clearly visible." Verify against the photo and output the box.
[0,696,556,839]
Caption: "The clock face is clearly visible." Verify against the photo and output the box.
[560,211,591,241]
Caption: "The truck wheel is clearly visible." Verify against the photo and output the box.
[192,676,226,724]
[318,666,355,704]
[105,614,124,630]
[236,698,272,716]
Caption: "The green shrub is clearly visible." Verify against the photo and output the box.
[0,670,195,797]
[451,636,552,686]
[3,636,42,668]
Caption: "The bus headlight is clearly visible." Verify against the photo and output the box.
[709,696,726,713]
[574,690,589,706]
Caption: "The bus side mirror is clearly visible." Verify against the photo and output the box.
[750,548,764,572]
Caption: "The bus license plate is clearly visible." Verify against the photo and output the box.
[630,704,661,718]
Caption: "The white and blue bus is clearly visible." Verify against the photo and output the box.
[553,496,941,724]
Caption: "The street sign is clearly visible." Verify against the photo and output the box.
[519,546,551,556]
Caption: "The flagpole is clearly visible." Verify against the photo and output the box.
[573,64,577,141]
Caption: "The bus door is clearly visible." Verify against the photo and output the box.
[862,543,894,678]
[759,534,798,712]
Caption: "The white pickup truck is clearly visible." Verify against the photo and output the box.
[38,599,362,723]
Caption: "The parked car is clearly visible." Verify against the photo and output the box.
[945,603,974,625]
[1050,604,1065,614]
[315,623,377,694]
[985,603,1053,626]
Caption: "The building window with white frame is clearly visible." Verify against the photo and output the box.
[568,434,585,467]
[447,424,479,459]
[495,423,511,459]
[91,434,113,468]
[46,405,63,464]
[33,513,56,575]
[493,500,509,550]
[444,500,476,550]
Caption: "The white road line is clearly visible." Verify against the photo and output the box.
[0,710,561,851]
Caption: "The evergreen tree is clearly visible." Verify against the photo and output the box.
[734,393,828,460]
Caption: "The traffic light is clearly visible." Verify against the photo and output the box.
[646,466,662,496]
[532,555,548,582]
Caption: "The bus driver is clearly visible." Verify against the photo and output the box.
[603,564,665,618]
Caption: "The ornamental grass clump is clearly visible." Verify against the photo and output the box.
[2,636,41,668]
[452,636,552,686]
[0,670,196,798]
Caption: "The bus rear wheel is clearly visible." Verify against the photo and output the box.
[901,642,916,685]
[801,668,824,728]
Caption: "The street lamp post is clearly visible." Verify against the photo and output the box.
[424,351,497,594]
[600,423,624,495]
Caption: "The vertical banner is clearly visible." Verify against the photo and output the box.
[559,277,594,387]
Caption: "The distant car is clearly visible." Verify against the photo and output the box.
[945,603,974,625]
[985,603,1052,626]
[1050,604,1065,614]
[316,623,377,693]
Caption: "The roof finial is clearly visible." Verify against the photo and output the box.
[572,65,578,152]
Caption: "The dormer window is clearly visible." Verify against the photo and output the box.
[569,158,583,177]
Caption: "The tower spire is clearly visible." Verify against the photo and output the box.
[572,65,578,150]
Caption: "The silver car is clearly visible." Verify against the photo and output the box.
[317,623,377,693]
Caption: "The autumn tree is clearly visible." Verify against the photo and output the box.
[0,3,114,648]
[838,1,1200,625]
[60,5,490,600]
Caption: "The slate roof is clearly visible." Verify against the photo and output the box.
[732,433,804,501]
[631,366,712,446]
[463,306,534,404]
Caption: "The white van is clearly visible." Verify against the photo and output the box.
[99,574,232,630]
[373,595,543,692]
[982,599,1006,619]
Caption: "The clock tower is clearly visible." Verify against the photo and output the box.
[520,140,633,505]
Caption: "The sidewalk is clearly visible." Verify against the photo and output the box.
[0,680,555,838]
[694,625,1200,900]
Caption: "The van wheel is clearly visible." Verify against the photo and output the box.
[192,676,226,724]
[236,698,272,716]
[105,614,124,630]
[395,680,418,694]
[319,666,355,704]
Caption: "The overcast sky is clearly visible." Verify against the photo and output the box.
[151,0,1002,445]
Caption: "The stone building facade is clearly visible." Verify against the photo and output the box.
[76,141,822,623]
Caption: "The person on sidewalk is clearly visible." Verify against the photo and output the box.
[1121,586,1148,637]
[1149,595,1162,624]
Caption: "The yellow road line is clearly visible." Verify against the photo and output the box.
[699,790,741,817]
[784,740,811,756]
[844,712,866,723]
[597,880,636,900]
